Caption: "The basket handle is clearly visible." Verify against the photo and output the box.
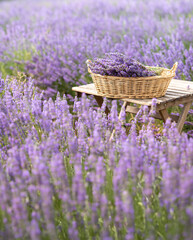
[170,62,178,74]
[86,59,93,74]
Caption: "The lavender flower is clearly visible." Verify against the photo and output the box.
[0,0,193,239]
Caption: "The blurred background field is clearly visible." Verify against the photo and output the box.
[1,0,193,96]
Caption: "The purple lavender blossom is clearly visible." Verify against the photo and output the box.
[0,0,193,239]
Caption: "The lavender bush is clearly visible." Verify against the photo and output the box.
[0,0,193,239]
[0,76,193,239]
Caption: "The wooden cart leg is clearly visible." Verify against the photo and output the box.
[109,101,128,141]
[176,102,192,133]
[159,109,170,122]
[94,96,110,115]
[76,92,82,98]
[118,101,128,119]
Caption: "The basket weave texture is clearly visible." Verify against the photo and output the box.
[87,61,178,99]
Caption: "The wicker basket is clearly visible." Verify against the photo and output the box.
[86,60,178,99]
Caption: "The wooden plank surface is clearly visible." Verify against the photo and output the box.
[72,79,193,106]
[156,95,193,110]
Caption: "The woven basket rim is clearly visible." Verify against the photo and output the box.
[89,71,175,80]
[86,60,178,81]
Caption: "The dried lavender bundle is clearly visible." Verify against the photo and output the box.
[88,52,157,77]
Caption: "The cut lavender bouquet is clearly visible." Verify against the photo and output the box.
[87,52,158,77]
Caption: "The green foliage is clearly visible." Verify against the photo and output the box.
[0,49,33,79]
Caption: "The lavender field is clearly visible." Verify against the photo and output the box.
[0,0,193,239]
